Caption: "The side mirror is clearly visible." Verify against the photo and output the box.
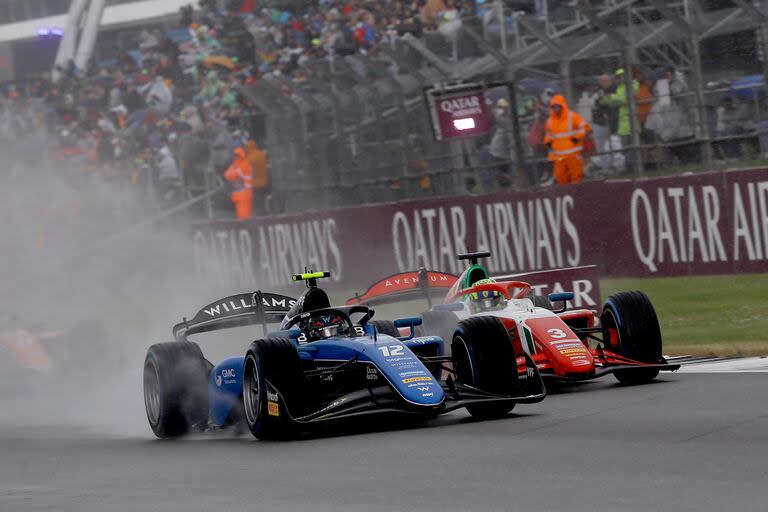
[393,317,422,341]
[548,292,574,313]
[548,292,574,303]
[394,317,423,328]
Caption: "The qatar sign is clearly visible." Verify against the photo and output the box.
[191,168,768,293]
[425,84,492,141]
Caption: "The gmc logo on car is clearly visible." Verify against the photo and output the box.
[222,369,236,378]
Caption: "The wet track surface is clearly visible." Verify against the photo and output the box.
[1,373,768,512]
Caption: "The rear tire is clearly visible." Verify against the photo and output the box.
[143,342,210,438]
[243,338,303,440]
[601,291,662,385]
[452,317,518,419]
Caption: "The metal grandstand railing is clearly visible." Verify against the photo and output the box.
[225,2,768,214]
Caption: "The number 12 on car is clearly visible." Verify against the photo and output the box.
[377,345,404,357]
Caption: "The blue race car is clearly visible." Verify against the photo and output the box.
[143,271,545,440]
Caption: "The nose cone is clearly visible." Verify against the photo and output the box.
[548,342,595,376]
[365,342,445,406]
[397,374,445,406]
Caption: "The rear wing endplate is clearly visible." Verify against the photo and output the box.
[346,269,458,308]
[173,291,296,341]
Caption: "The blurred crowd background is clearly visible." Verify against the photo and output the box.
[1,0,768,221]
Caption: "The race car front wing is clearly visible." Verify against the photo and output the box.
[265,354,546,424]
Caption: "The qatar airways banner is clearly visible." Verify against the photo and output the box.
[191,168,768,292]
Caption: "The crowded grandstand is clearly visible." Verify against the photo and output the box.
[1,0,767,219]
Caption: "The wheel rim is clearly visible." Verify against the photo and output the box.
[243,355,261,426]
[453,334,474,384]
[603,308,621,350]
[143,360,161,426]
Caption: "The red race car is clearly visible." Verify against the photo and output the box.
[348,252,679,384]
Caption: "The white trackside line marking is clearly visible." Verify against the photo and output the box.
[676,357,768,373]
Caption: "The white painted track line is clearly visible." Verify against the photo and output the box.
[674,356,768,373]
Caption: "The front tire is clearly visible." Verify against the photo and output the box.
[143,342,209,438]
[243,338,303,440]
[601,291,662,385]
[452,317,518,419]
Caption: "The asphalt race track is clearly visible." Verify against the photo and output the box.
[1,371,767,512]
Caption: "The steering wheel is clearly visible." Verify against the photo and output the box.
[283,306,374,336]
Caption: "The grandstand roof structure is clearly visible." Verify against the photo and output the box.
[409,0,768,80]
[0,0,187,43]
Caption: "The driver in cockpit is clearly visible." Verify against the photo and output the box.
[301,314,349,341]
[466,278,507,313]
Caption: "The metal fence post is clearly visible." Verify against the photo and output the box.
[204,154,214,219]
[690,38,713,167]
[560,59,573,106]
[506,74,531,186]
[622,48,644,178]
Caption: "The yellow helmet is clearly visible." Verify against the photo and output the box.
[468,278,505,312]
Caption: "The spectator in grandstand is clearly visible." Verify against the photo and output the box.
[177,128,210,193]
[139,75,173,115]
[156,139,183,202]
[645,67,696,165]
[224,146,254,219]
[633,67,658,169]
[421,0,449,27]
[489,98,515,187]
[388,5,422,37]
[208,118,235,173]
[715,95,745,159]
[544,94,590,185]
[589,74,618,173]
[575,81,599,125]
[634,67,655,130]
[598,68,638,171]
[91,120,116,173]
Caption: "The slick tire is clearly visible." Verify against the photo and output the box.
[243,337,303,440]
[601,291,662,385]
[452,316,518,419]
[144,342,210,438]
[531,295,554,310]
[370,320,400,338]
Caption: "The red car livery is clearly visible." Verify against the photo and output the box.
[349,252,679,384]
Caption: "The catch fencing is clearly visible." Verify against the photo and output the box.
[229,0,768,216]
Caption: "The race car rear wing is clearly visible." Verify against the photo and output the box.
[173,291,296,341]
[346,268,458,308]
